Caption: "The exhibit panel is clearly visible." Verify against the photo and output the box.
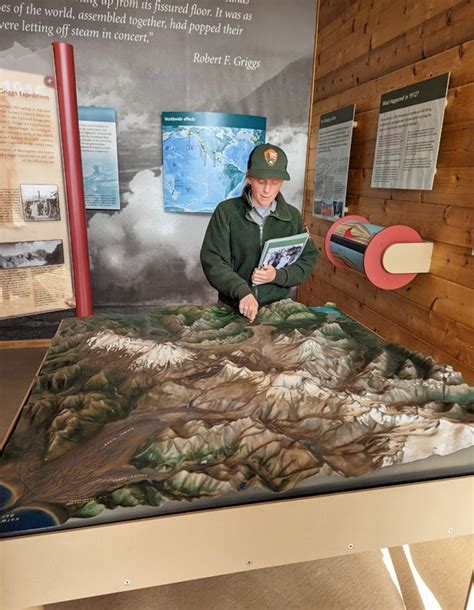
[312,104,356,220]
[0,64,75,320]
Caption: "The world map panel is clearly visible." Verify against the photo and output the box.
[162,112,266,213]
[0,301,472,537]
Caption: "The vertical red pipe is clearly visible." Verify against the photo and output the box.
[52,42,93,317]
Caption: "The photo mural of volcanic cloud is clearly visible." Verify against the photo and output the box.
[0,0,317,311]
[1,301,473,536]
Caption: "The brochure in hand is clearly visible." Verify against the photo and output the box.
[258,232,309,269]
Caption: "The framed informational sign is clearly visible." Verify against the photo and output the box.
[79,106,120,211]
[0,67,74,319]
[313,104,356,221]
[371,73,450,190]
[162,112,266,214]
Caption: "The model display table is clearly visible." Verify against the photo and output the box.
[1,301,472,609]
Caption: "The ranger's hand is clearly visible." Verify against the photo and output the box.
[252,264,276,286]
[239,293,258,322]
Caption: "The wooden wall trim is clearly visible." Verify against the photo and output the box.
[0,340,52,350]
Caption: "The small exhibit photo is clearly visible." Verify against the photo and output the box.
[266,245,305,269]
[313,198,344,220]
[83,161,120,210]
[0,239,64,269]
[20,184,61,222]
[258,233,309,270]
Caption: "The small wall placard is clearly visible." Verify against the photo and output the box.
[79,106,120,211]
[313,104,356,220]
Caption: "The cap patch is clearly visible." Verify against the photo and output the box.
[264,149,278,166]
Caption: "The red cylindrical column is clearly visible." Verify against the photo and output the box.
[52,42,93,317]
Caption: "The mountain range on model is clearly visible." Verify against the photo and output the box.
[0,301,472,535]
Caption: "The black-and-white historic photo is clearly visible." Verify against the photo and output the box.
[266,245,305,269]
[0,240,64,269]
[20,184,60,222]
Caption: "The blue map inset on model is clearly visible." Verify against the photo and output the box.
[162,112,266,214]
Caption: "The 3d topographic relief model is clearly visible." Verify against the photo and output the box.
[0,301,472,535]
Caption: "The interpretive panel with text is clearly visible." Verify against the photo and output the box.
[313,104,355,220]
[371,73,450,190]
[0,67,74,319]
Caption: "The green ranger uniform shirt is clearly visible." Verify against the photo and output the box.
[200,186,319,308]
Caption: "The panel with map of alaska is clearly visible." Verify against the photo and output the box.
[0,301,472,537]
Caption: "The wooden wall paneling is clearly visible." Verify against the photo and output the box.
[315,40,474,111]
[300,258,474,380]
[309,259,474,368]
[430,242,474,288]
[314,255,473,348]
[344,168,474,207]
[317,4,362,52]
[316,2,472,98]
[316,0,439,79]
[317,0,357,31]
[370,0,464,51]
[349,197,473,248]
[422,0,474,58]
[301,0,474,382]
[351,109,392,141]
[436,125,474,166]
[444,82,474,126]
[396,275,474,326]
[308,82,474,169]
[312,248,474,366]
[0,340,51,349]
[327,82,474,142]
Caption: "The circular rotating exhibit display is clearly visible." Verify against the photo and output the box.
[324,215,433,290]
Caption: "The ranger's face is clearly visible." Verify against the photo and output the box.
[247,177,283,207]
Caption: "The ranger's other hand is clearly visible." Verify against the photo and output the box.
[239,293,259,322]
[252,264,276,286]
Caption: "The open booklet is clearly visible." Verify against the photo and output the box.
[258,232,309,269]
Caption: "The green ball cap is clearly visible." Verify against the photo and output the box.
[247,143,290,181]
